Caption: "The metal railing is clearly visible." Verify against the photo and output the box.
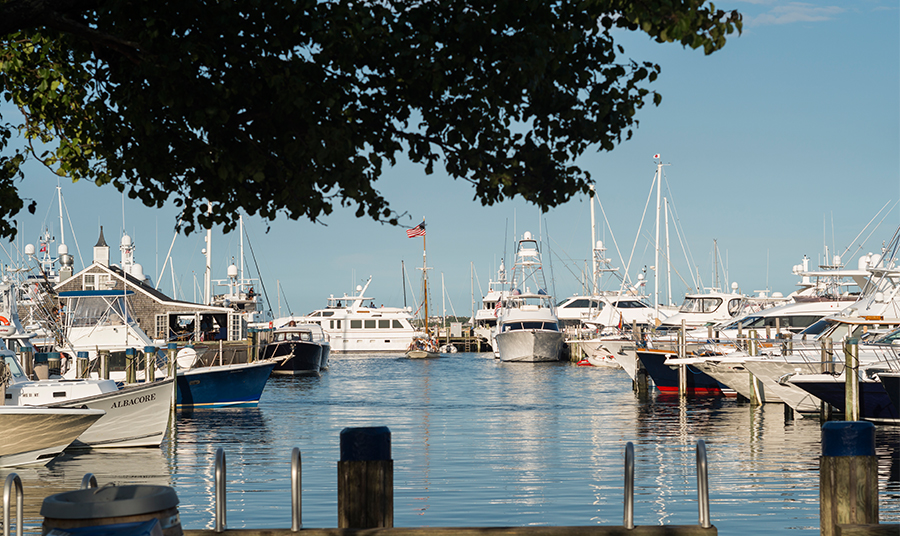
[213,447,303,533]
[3,474,23,536]
[623,440,711,529]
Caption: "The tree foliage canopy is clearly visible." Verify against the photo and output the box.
[0,0,741,238]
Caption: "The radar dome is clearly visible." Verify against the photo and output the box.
[121,234,132,247]
[24,244,34,256]
[58,244,68,256]
[130,263,146,281]
[523,231,533,240]
[731,282,739,291]
[227,264,239,278]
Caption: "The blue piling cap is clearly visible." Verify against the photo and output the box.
[168,342,178,350]
[821,421,875,457]
[143,346,156,353]
[76,351,88,359]
[126,348,135,355]
[340,426,391,461]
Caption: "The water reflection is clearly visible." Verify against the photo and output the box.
[2,353,897,535]
[0,448,171,534]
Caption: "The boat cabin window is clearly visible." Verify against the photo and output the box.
[558,298,600,309]
[365,320,376,329]
[727,299,743,316]
[679,297,722,314]
[276,331,312,342]
[734,315,824,333]
[392,320,403,328]
[379,320,390,329]
[330,320,342,329]
[613,300,646,309]
[351,320,362,329]
[321,311,334,317]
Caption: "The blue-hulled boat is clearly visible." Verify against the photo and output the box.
[176,360,276,409]
[789,371,898,424]
[636,349,732,396]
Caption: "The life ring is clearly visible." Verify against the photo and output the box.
[0,315,9,326]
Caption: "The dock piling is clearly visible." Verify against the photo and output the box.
[338,426,393,529]
[820,421,878,536]
[844,341,860,421]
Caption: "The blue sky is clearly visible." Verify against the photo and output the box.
[3,0,899,318]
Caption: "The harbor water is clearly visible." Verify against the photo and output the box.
[2,352,898,534]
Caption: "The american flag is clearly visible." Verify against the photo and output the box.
[406,222,426,238]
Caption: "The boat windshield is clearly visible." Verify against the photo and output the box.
[502,321,559,332]
[2,353,28,382]
[66,295,134,328]
[798,318,834,337]
[679,297,722,314]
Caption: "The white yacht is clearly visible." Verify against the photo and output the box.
[274,277,419,354]
[494,232,564,363]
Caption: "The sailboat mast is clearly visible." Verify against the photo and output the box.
[665,197,671,306]
[654,159,662,319]
[204,202,212,305]
[57,185,65,246]
[422,234,428,334]
[589,185,597,293]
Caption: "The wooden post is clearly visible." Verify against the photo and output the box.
[21,347,33,380]
[167,343,178,379]
[844,341,860,422]
[144,345,156,383]
[0,359,6,402]
[76,351,89,379]
[125,348,136,384]
[338,426,393,529]
[820,421,878,536]
[99,349,110,380]
[821,338,833,420]
[748,330,763,406]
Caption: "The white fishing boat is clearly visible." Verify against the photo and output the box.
[3,352,174,448]
[0,406,104,467]
[278,276,419,354]
[0,277,174,448]
[494,232,564,363]
[472,260,509,344]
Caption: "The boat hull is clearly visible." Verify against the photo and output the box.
[265,341,327,376]
[406,349,440,359]
[0,407,104,467]
[789,375,898,423]
[495,330,563,362]
[45,379,175,448]
[636,350,727,395]
[879,372,900,413]
[741,359,827,413]
[176,360,276,409]
[692,359,771,402]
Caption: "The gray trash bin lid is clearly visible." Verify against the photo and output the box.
[41,485,179,519]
